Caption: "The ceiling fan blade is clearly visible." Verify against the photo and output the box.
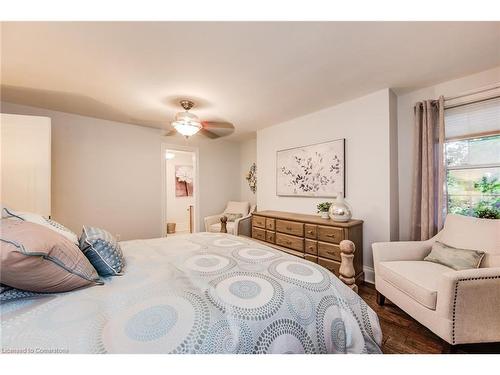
[164,129,178,136]
[199,128,219,139]
[202,121,234,130]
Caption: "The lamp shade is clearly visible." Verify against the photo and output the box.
[172,111,202,137]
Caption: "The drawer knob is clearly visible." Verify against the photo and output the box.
[286,226,292,230]
[326,234,335,238]
[307,230,313,234]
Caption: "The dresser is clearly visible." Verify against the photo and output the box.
[251,210,364,284]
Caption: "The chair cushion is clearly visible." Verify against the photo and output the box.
[424,241,485,270]
[378,260,454,310]
[225,213,243,222]
[209,222,235,234]
[224,201,250,216]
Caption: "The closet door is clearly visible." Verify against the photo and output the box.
[0,113,51,217]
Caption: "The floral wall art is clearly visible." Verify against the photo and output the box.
[175,165,194,197]
[246,163,257,194]
[276,139,345,197]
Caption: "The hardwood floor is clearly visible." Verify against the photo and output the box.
[358,283,500,354]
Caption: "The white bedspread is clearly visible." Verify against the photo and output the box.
[1,233,382,354]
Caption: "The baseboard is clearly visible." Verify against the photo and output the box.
[363,266,375,284]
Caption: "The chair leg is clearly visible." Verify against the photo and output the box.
[441,340,458,354]
[376,291,386,306]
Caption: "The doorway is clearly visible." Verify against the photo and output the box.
[161,144,199,237]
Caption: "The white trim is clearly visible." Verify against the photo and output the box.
[449,83,500,99]
[160,143,200,237]
[363,266,375,284]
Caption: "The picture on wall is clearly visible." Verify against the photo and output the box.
[276,138,345,197]
[175,165,194,197]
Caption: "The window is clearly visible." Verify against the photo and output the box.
[444,98,500,219]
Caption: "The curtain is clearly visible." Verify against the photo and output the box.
[410,96,446,241]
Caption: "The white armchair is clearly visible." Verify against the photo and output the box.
[204,201,256,237]
[372,214,500,352]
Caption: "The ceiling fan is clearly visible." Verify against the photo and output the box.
[164,99,235,139]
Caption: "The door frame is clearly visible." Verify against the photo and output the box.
[160,143,200,236]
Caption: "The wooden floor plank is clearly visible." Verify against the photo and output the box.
[358,283,500,354]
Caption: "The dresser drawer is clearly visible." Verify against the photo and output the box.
[252,226,266,241]
[318,241,341,262]
[275,233,304,252]
[317,226,344,244]
[318,257,341,276]
[265,218,275,231]
[304,239,318,255]
[304,254,318,263]
[266,230,275,244]
[304,224,317,239]
[276,220,304,237]
[252,215,266,228]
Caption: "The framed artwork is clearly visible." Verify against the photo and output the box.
[175,165,194,197]
[276,138,345,197]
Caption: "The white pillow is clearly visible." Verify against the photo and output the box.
[224,201,250,216]
[2,208,78,245]
[1,204,14,218]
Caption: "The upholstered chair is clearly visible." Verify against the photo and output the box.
[372,214,500,352]
[204,201,256,236]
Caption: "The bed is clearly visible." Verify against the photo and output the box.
[0,232,382,354]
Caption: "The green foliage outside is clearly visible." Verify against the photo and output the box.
[447,175,500,219]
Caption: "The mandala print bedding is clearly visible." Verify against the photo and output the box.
[0,233,382,354]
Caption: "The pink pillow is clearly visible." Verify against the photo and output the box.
[0,220,101,292]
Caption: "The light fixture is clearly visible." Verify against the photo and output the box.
[171,100,202,137]
[165,152,175,160]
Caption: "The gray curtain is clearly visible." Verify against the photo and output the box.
[410,96,446,241]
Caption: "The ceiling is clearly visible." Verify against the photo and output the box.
[1,22,500,140]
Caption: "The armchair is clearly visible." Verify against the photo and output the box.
[372,214,500,351]
[204,201,256,237]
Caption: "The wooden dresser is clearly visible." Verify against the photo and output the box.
[251,210,364,284]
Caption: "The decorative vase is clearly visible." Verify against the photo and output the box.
[320,211,330,219]
[329,194,352,222]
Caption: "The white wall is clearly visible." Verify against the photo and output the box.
[257,89,399,277]
[239,137,257,206]
[166,151,195,232]
[1,114,51,217]
[1,102,241,240]
[397,66,500,240]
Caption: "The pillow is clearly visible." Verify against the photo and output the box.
[225,213,243,222]
[0,284,44,303]
[79,226,125,276]
[1,204,16,218]
[424,241,485,271]
[0,220,101,292]
[224,201,250,216]
[2,208,78,245]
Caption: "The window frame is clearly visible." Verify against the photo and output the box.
[444,132,500,216]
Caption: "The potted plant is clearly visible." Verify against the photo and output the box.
[317,202,332,219]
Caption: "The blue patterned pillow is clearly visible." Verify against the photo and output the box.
[79,226,125,276]
[0,284,44,303]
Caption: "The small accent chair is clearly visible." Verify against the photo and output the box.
[204,201,256,237]
[373,214,500,351]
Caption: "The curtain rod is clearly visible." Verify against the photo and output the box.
[444,82,500,101]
